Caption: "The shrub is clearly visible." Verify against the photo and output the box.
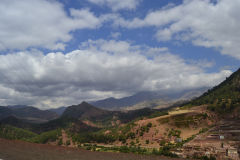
[66,140,70,146]
[31,129,61,144]
[145,139,149,144]
[58,138,63,145]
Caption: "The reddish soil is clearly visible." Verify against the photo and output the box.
[0,138,181,160]
[116,106,211,148]
[61,129,75,147]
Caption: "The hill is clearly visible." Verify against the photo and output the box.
[0,106,13,120]
[0,116,34,129]
[48,107,67,116]
[62,102,110,120]
[188,68,240,114]
[61,101,162,128]
[60,69,240,159]
[0,106,59,123]
[11,106,59,122]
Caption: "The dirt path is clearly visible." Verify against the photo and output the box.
[61,129,74,147]
[0,138,182,160]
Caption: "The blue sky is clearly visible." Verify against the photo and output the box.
[0,0,239,108]
[63,0,239,72]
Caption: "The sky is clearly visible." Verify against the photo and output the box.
[0,0,239,109]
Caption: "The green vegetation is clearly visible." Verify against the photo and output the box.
[151,146,178,158]
[187,68,240,114]
[138,122,152,136]
[193,155,216,160]
[0,124,37,140]
[58,138,63,145]
[66,140,71,146]
[158,113,208,128]
[81,143,149,154]
[168,128,181,138]
[145,139,149,144]
[0,124,62,144]
[30,129,61,144]
[71,121,152,146]
[72,132,117,144]
[70,121,139,145]
[80,143,178,157]
[127,132,136,139]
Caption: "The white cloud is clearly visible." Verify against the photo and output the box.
[110,32,121,39]
[0,0,104,51]
[114,0,240,59]
[0,39,232,108]
[87,0,141,11]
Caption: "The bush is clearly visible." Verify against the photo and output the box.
[0,125,37,141]
[119,146,130,153]
[66,140,70,146]
[130,141,135,146]
[145,139,149,144]
[147,122,152,128]
[31,129,61,144]
[58,138,63,145]
[127,132,135,139]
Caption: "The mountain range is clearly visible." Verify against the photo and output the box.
[0,106,59,123]
[90,88,208,110]
[0,68,239,158]
[0,87,207,124]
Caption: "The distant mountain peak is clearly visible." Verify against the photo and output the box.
[61,102,109,120]
[80,101,91,106]
[90,88,208,110]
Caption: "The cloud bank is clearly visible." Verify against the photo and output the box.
[0,40,232,108]
[0,0,104,50]
[114,0,240,59]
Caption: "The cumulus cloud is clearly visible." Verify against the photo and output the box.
[0,0,105,50]
[87,0,141,11]
[114,0,240,59]
[110,32,121,39]
[0,39,232,108]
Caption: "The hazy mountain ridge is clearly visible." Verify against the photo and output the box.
[0,105,59,123]
[48,107,67,116]
[90,88,208,110]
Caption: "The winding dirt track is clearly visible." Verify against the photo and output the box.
[0,138,181,160]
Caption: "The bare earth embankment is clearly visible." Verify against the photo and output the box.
[0,138,181,160]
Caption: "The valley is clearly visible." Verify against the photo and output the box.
[0,0,239,159]
[0,68,240,160]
